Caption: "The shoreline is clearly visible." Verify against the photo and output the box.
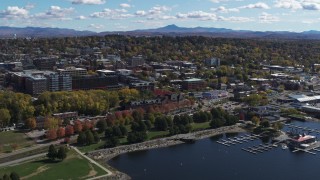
[88,124,246,179]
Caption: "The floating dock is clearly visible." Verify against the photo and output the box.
[285,124,320,134]
[216,134,262,146]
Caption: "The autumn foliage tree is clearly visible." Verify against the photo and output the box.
[57,127,66,139]
[25,117,37,130]
[46,129,57,140]
[65,125,74,136]
[73,120,83,133]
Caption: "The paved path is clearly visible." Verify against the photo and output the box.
[0,153,46,168]
[72,146,113,179]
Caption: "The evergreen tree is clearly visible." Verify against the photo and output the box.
[10,172,20,180]
[77,131,86,145]
[85,130,95,145]
[47,145,57,161]
[57,146,67,160]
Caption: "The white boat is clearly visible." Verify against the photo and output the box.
[281,144,288,150]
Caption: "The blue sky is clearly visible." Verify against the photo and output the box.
[1,0,320,32]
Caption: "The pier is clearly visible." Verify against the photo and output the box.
[291,141,320,155]
[216,134,262,146]
[285,124,320,134]
[242,143,277,154]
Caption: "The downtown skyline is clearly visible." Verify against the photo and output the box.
[1,0,320,32]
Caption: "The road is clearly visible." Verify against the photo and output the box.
[0,153,46,168]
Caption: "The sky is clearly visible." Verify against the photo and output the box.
[1,0,320,32]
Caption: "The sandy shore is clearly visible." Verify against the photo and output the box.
[87,124,246,179]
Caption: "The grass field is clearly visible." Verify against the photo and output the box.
[0,131,35,153]
[0,149,107,180]
[77,141,105,153]
[192,122,211,131]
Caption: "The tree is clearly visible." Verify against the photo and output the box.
[44,117,60,130]
[96,119,107,133]
[3,174,9,180]
[260,120,270,128]
[83,120,93,131]
[93,131,100,143]
[85,130,95,145]
[251,116,260,126]
[10,172,20,180]
[57,127,65,139]
[154,116,168,131]
[65,125,74,136]
[25,117,37,130]
[105,136,120,147]
[73,120,83,133]
[77,132,86,145]
[57,146,67,160]
[47,145,57,161]
[119,124,128,136]
[0,108,11,127]
[46,129,57,140]
[112,126,123,137]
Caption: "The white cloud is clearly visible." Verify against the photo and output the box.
[120,3,131,8]
[88,23,104,29]
[76,15,87,20]
[34,6,74,20]
[241,2,270,9]
[302,2,320,10]
[72,0,105,5]
[259,12,280,23]
[0,6,29,19]
[274,0,302,9]
[275,0,320,10]
[90,8,133,19]
[176,11,217,21]
[135,10,147,16]
[149,6,171,15]
[209,0,229,3]
[211,6,239,13]
[219,16,253,22]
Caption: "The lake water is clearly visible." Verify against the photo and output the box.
[108,121,320,180]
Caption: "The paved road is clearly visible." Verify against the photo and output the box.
[0,153,46,168]
[72,146,113,179]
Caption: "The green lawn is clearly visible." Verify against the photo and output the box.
[0,149,107,180]
[77,141,105,153]
[0,131,35,153]
[192,122,211,131]
[147,130,169,140]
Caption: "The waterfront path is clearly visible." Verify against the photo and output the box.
[88,124,245,161]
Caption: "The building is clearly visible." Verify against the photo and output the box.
[25,74,47,96]
[46,73,72,92]
[205,58,220,67]
[57,67,87,77]
[181,78,206,91]
[53,112,78,122]
[33,58,57,70]
[129,81,155,91]
[72,75,119,90]
[128,55,145,67]
[116,69,132,76]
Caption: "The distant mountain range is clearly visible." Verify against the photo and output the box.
[1,24,320,39]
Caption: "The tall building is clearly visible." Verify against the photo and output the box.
[182,78,206,91]
[205,58,220,67]
[25,74,47,96]
[57,67,87,77]
[45,73,72,92]
[72,75,119,90]
[128,55,145,67]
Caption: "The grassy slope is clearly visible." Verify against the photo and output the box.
[0,131,35,153]
[0,149,107,179]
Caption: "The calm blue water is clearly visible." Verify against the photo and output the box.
[108,121,320,180]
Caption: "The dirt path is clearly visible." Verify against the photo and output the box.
[21,165,49,180]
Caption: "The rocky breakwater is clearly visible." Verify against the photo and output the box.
[88,124,244,162]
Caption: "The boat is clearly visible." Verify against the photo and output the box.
[281,144,288,150]
[288,133,317,150]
